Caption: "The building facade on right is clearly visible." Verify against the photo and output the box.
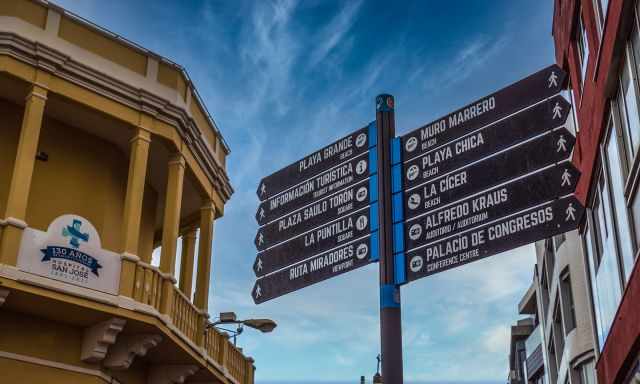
[552,0,640,383]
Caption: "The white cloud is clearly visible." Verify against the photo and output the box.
[421,34,509,91]
[484,325,510,354]
[239,0,300,117]
[308,0,364,68]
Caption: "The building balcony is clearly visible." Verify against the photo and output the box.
[525,325,544,381]
[0,1,253,382]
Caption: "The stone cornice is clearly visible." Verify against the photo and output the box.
[0,31,233,202]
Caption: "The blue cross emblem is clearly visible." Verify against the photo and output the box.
[62,219,89,249]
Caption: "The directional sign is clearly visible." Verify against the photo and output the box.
[403,127,576,221]
[403,163,581,251]
[256,151,374,225]
[402,95,571,189]
[252,235,376,304]
[405,196,584,282]
[401,65,567,160]
[254,178,375,257]
[257,123,374,201]
[255,205,376,271]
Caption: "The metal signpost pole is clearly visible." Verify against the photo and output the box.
[375,94,403,383]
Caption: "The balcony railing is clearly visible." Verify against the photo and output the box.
[525,325,542,357]
[130,260,254,383]
[172,288,201,342]
[525,325,544,380]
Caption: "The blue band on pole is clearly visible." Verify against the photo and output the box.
[392,192,404,223]
[391,137,402,165]
[370,231,380,262]
[368,121,377,148]
[393,222,404,254]
[370,202,379,231]
[394,253,407,285]
[380,284,400,308]
[391,164,402,194]
[369,174,378,203]
[369,150,378,175]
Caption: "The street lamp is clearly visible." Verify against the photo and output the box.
[207,312,277,346]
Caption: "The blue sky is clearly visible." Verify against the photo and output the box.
[54,1,555,381]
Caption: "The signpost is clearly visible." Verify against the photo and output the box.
[402,127,576,220]
[257,124,374,201]
[252,235,377,304]
[402,163,581,251]
[254,178,375,250]
[256,150,374,226]
[401,95,570,189]
[401,64,567,160]
[252,120,378,299]
[251,64,583,383]
[404,196,584,282]
[254,205,377,276]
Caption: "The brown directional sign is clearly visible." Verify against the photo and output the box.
[255,205,376,267]
[405,196,584,282]
[403,163,581,251]
[257,124,374,201]
[256,151,372,225]
[252,235,376,304]
[401,65,567,161]
[402,95,571,190]
[254,178,374,260]
[404,127,576,221]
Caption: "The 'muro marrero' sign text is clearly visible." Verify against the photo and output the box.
[402,95,570,190]
[401,64,567,160]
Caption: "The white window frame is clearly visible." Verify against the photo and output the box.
[577,11,590,90]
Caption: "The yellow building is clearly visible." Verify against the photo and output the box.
[0,1,254,383]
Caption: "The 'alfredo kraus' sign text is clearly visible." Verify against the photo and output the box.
[405,196,583,280]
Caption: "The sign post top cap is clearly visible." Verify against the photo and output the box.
[376,94,395,112]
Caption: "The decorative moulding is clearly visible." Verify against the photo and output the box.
[0,288,9,306]
[103,334,162,370]
[147,365,198,384]
[80,318,127,363]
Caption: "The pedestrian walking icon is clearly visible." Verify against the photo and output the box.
[565,203,577,221]
[557,135,567,152]
[254,285,262,299]
[256,258,263,271]
[548,71,559,88]
[259,207,265,220]
[561,168,572,186]
[552,102,563,119]
[257,232,264,245]
[260,183,267,197]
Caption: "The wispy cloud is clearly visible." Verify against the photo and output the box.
[483,325,511,354]
[421,35,510,91]
[308,0,364,68]
[239,0,300,117]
